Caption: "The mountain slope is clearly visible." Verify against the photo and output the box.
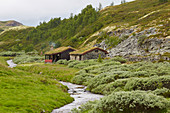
[0,20,23,32]
[0,0,169,60]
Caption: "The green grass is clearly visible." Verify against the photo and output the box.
[16,63,79,82]
[0,57,75,113]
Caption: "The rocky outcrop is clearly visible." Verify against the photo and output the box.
[94,27,170,61]
[0,20,23,27]
[5,21,23,27]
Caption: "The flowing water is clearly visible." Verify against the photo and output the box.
[7,59,17,68]
[52,81,103,113]
[6,60,103,113]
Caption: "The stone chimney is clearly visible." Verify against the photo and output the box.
[50,45,54,50]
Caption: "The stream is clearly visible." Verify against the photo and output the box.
[7,60,103,113]
[7,59,17,68]
[52,81,103,113]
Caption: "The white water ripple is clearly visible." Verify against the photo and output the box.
[52,81,103,113]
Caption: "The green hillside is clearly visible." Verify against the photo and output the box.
[0,0,169,53]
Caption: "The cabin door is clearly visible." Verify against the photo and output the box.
[56,54,60,61]
[79,55,82,61]
[52,55,55,62]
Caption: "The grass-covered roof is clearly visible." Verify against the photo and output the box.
[70,47,108,55]
[45,47,76,55]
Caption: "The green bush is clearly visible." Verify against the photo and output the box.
[105,35,121,47]
[98,54,103,63]
[109,56,127,63]
[0,51,25,56]
[153,88,170,98]
[103,79,129,95]
[72,61,170,95]
[71,100,98,113]
[71,73,95,85]
[13,55,44,64]
[120,34,129,41]
[68,60,80,68]
[92,91,169,113]
[87,73,116,92]
[102,61,121,66]
[73,61,99,69]
[57,59,68,65]
[138,35,147,46]
[124,75,170,91]
[119,71,148,78]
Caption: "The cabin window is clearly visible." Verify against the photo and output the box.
[45,55,49,60]
[95,50,98,53]
[49,55,52,60]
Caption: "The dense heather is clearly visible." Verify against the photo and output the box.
[57,58,170,113]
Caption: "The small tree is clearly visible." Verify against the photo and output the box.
[110,2,114,6]
[98,3,102,11]
[98,54,103,63]
[121,0,126,4]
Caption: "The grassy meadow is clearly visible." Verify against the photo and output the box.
[0,57,78,113]
[0,54,170,113]
[16,63,79,82]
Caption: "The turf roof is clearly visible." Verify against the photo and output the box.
[45,47,76,55]
[70,47,108,55]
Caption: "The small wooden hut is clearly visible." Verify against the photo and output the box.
[45,47,76,63]
[69,47,108,61]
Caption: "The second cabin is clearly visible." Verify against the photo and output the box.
[45,47,76,63]
[69,47,108,61]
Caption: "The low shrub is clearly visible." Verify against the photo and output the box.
[119,34,129,41]
[92,91,169,113]
[71,73,95,85]
[119,71,149,78]
[153,88,170,98]
[0,51,25,56]
[102,61,121,66]
[68,60,80,68]
[108,56,127,63]
[103,79,129,95]
[97,54,103,63]
[124,75,170,91]
[57,59,68,65]
[73,61,99,69]
[13,55,44,64]
[71,100,98,113]
[87,73,116,92]
[105,35,121,48]
[138,35,147,46]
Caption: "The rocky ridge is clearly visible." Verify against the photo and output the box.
[0,20,23,27]
[94,25,170,62]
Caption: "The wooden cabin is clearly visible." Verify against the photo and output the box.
[69,47,108,61]
[45,47,76,63]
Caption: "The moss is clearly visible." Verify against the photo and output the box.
[45,47,76,55]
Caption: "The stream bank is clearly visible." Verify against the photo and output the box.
[52,82,103,113]
[7,60,103,113]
